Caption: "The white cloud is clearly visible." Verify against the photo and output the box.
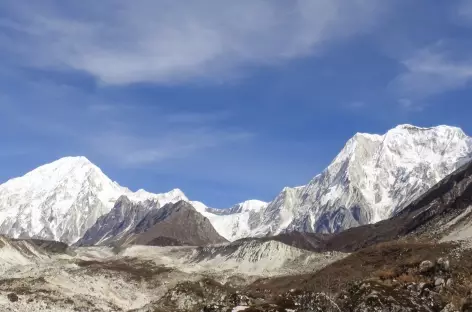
[0,0,386,85]
[390,44,472,100]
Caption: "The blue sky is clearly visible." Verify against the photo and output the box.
[1,0,472,207]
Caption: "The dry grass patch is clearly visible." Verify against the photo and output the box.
[373,268,396,280]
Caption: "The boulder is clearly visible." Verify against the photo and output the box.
[7,293,18,303]
[420,260,435,273]
[418,282,433,292]
[437,258,450,272]
[435,278,445,287]
[446,278,454,288]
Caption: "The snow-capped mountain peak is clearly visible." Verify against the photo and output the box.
[8,156,123,193]
[208,125,472,241]
[0,156,187,244]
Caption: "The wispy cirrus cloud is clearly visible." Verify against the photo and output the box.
[90,128,253,167]
[387,1,472,108]
[390,43,472,102]
[0,0,388,85]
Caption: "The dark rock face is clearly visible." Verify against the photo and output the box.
[128,200,228,246]
[77,198,227,247]
[7,293,18,302]
[76,196,158,246]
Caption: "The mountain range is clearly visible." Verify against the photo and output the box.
[2,124,472,311]
[235,124,472,238]
[0,124,471,246]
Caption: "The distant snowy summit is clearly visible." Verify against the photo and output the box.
[0,124,470,245]
[240,124,472,238]
[0,156,187,244]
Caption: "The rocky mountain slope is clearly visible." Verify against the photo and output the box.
[122,200,228,246]
[0,157,187,244]
[217,124,472,240]
[76,196,159,246]
[318,155,472,252]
